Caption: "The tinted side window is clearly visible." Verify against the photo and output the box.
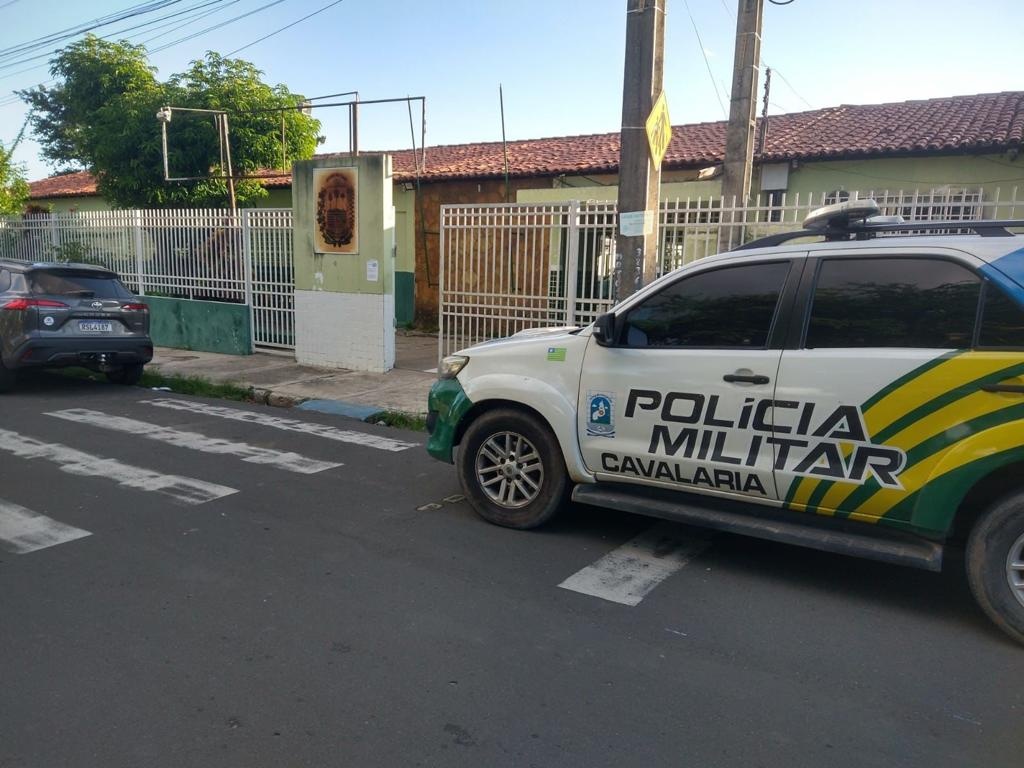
[0,270,9,292]
[979,283,1024,348]
[806,258,980,349]
[622,261,790,348]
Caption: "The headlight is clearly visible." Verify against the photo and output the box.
[439,354,469,379]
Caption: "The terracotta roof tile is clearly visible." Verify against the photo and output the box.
[29,91,1024,199]
[27,170,97,199]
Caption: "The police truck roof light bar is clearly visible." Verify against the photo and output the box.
[732,198,1024,252]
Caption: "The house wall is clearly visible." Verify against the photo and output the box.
[35,188,293,214]
[775,154,1023,212]
[410,176,540,326]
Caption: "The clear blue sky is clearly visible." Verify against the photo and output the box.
[1,0,1022,182]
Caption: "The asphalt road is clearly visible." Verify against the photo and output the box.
[1,374,1021,768]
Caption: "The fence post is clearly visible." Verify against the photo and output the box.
[132,210,146,295]
[241,209,255,352]
[437,206,446,364]
[48,212,59,259]
[564,200,580,326]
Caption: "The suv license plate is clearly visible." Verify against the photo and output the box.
[78,321,113,333]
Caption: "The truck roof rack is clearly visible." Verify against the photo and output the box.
[732,198,1024,251]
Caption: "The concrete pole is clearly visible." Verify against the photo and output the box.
[720,0,764,209]
[615,0,666,301]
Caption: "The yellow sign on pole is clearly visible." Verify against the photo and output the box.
[645,91,672,170]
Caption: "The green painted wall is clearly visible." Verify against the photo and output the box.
[778,154,1023,212]
[393,186,416,325]
[292,154,394,296]
[517,179,722,203]
[41,196,111,213]
[146,296,252,355]
[36,187,293,214]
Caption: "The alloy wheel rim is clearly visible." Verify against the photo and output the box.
[475,430,544,509]
[1008,532,1024,609]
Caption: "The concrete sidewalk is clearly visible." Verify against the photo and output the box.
[147,331,438,417]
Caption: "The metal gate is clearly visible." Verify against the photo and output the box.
[244,209,295,349]
[438,199,734,358]
[439,202,614,360]
[0,207,296,350]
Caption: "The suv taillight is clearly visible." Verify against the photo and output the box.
[121,303,149,312]
[2,298,69,310]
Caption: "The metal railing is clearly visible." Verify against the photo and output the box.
[439,187,1022,357]
[0,208,296,349]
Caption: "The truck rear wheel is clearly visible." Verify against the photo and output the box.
[457,408,568,529]
[966,492,1024,645]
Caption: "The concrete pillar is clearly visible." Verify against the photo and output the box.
[292,154,396,373]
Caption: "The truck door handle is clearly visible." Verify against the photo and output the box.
[723,373,770,385]
[980,383,1024,394]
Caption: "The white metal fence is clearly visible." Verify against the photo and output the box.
[0,208,295,349]
[439,187,1023,357]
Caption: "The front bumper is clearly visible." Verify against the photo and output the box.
[5,336,154,370]
[425,377,474,464]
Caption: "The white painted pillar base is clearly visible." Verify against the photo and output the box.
[295,290,395,373]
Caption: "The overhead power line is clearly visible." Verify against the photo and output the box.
[715,0,814,112]
[148,0,290,54]
[226,0,346,57]
[0,0,185,63]
[682,0,727,119]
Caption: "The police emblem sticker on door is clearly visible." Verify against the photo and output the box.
[587,393,616,437]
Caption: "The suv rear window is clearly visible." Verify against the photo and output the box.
[28,270,133,299]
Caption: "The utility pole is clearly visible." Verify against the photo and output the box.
[720,0,764,208]
[615,0,666,301]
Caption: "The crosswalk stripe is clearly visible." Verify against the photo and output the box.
[46,409,343,475]
[142,398,417,452]
[0,499,91,554]
[558,522,711,606]
[0,428,238,505]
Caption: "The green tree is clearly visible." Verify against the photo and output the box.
[20,36,321,208]
[0,141,29,215]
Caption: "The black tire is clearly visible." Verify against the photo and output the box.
[105,363,144,386]
[966,492,1024,645]
[457,408,569,529]
[0,356,16,393]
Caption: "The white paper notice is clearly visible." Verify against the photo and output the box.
[619,210,654,237]
[366,259,379,282]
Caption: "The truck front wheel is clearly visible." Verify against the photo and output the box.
[457,408,568,529]
[966,492,1024,645]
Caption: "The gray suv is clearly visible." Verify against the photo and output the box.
[0,259,153,392]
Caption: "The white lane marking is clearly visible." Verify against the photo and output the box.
[46,409,342,475]
[0,499,91,554]
[0,428,238,505]
[141,398,417,452]
[558,522,711,606]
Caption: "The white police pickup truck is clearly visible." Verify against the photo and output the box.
[426,200,1024,644]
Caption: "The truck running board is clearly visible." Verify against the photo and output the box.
[572,484,944,572]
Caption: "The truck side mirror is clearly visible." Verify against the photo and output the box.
[592,313,617,347]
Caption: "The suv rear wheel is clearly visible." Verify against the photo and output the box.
[105,363,144,386]
[966,492,1024,645]
[457,408,568,529]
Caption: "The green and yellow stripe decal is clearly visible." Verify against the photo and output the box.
[784,351,1024,530]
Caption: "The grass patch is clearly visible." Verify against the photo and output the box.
[57,366,255,402]
[365,409,428,432]
[139,370,255,401]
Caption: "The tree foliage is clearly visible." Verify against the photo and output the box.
[0,141,29,215]
[20,36,321,208]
